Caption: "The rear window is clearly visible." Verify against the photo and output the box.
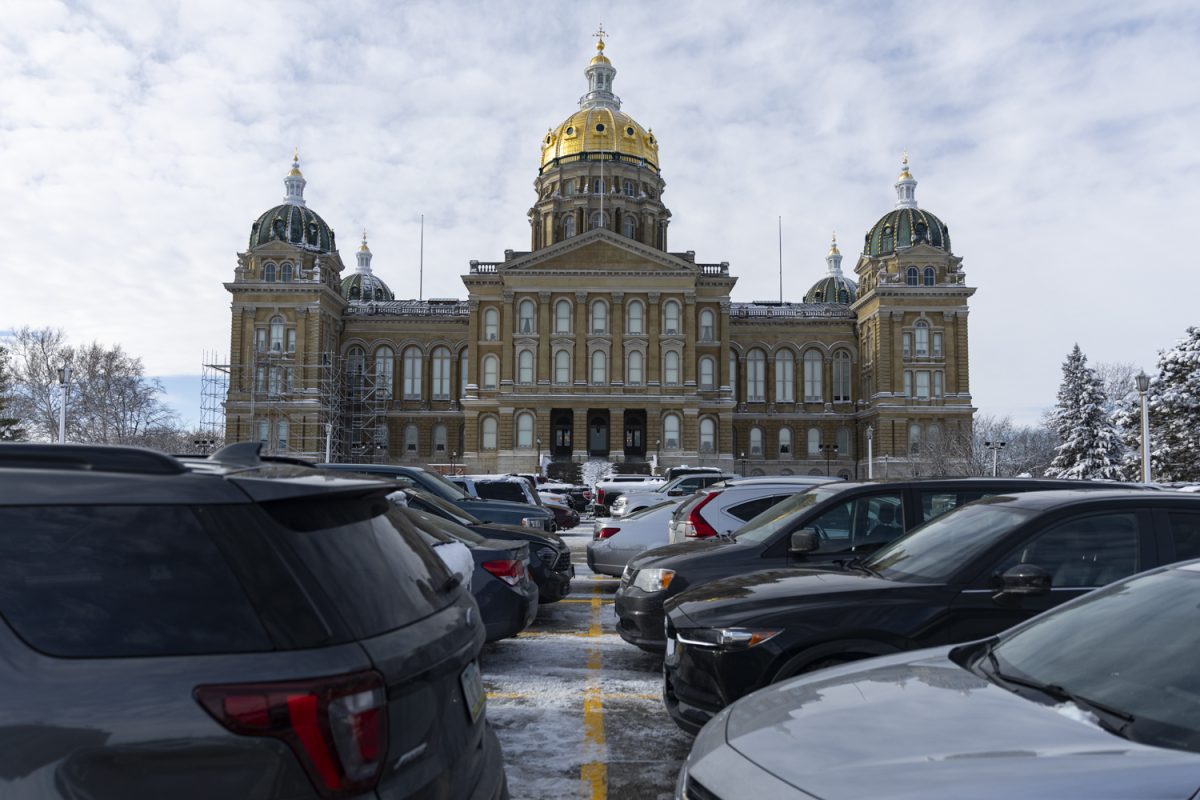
[0,505,272,658]
[475,481,529,504]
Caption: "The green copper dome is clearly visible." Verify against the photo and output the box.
[249,203,337,253]
[804,274,857,304]
[341,271,394,303]
[864,207,950,257]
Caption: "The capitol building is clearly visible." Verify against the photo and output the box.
[220,35,976,478]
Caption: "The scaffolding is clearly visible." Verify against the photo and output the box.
[200,349,388,463]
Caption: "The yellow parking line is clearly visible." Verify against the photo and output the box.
[558,598,614,604]
[581,585,607,799]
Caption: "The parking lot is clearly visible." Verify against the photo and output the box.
[482,519,691,799]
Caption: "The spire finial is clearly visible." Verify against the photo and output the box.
[894,151,918,209]
[829,230,840,256]
[359,229,370,252]
[594,23,607,51]
[284,148,307,206]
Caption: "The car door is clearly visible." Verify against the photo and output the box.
[942,507,1155,643]
[786,490,904,561]
[1159,508,1200,563]
[912,488,995,526]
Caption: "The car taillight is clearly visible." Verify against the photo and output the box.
[597,488,606,504]
[596,526,620,540]
[583,490,592,501]
[684,492,721,538]
[195,670,388,798]
[483,558,527,585]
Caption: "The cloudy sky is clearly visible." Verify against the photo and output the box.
[3,0,1198,427]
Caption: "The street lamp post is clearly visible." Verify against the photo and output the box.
[739,451,746,478]
[1136,372,1151,483]
[984,440,1006,477]
[655,439,661,475]
[450,450,457,475]
[866,425,874,480]
[819,443,839,476]
[56,365,72,444]
[536,437,542,476]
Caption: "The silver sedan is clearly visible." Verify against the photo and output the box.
[586,499,682,577]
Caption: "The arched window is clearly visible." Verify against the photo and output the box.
[563,215,577,238]
[460,350,468,397]
[591,350,606,384]
[627,299,644,334]
[517,349,534,385]
[405,424,419,454]
[590,211,609,230]
[276,419,288,452]
[622,215,636,238]
[481,417,498,450]
[374,346,394,398]
[807,427,821,455]
[257,418,269,445]
[699,309,715,341]
[779,427,792,455]
[909,423,922,455]
[518,299,535,333]
[263,263,277,282]
[803,350,823,401]
[623,179,635,196]
[269,316,285,352]
[699,356,715,390]
[627,350,644,385]
[554,349,571,384]
[833,351,852,402]
[749,426,763,456]
[483,308,499,341]
[433,424,448,454]
[555,299,571,333]
[775,350,794,402]
[914,320,929,357]
[590,299,607,334]
[482,354,499,389]
[747,349,766,401]
[663,300,680,334]
[515,412,534,448]
[664,351,680,386]
[906,267,919,286]
[281,262,293,282]
[729,350,738,397]
[923,266,935,286]
[837,427,850,458]
[432,347,451,399]
[663,414,681,450]
[346,346,365,377]
[402,346,421,399]
[699,418,716,453]
[563,181,575,197]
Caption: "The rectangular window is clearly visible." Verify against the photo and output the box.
[933,332,943,358]
[916,371,930,399]
[934,371,943,398]
[903,371,912,397]
[902,333,912,358]
[286,329,296,353]
[255,328,267,351]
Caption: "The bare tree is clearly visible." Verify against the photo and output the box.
[1093,361,1139,419]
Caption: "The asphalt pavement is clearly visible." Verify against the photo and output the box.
[481,520,692,800]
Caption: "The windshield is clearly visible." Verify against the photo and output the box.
[395,507,489,546]
[734,485,849,545]
[864,500,1036,583]
[407,490,482,526]
[990,566,1200,753]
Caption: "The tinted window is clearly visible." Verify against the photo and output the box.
[0,505,271,657]
[993,512,1142,588]
[727,494,791,522]
[277,502,453,639]
[398,507,488,546]
[1168,512,1200,561]
[808,492,903,552]
[734,485,850,545]
[475,482,528,504]
[919,490,991,523]
[406,490,481,526]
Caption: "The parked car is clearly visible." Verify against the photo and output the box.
[668,476,839,544]
[542,495,581,530]
[663,466,730,482]
[616,477,1142,653]
[587,499,684,577]
[397,485,574,602]
[396,503,538,642]
[0,443,508,799]
[452,474,549,513]
[612,472,736,517]
[677,556,1200,799]
[594,474,666,512]
[541,482,591,512]
[662,488,1200,733]
[320,462,555,532]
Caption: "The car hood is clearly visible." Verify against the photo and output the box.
[469,523,565,549]
[668,567,916,626]
[460,497,551,517]
[723,649,1200,800]
[631,537,736,567]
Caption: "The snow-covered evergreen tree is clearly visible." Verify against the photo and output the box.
[1046,344,1124,480]
[1121,327,1200,482]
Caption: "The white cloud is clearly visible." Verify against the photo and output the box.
[2,0,1198,426]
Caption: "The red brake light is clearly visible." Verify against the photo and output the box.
[596,527,620,540]
[483,558,526,585]
[597,488,606,504]
[685,491,721,538]
[195,670,388,798]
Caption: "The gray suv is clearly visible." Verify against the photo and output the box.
[0,443,508,799]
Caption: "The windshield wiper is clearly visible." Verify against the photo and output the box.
[981,643,1135,736]
[839,556,880,576]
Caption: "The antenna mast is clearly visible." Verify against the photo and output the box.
[778,216,783,303]
[419,213,424,301]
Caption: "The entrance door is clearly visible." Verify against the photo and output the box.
[624,410,646,458]
[588,412,609,456]
[552,410,574,458]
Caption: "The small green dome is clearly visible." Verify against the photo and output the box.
[864,207,950,257]
[249,204,337,253]
[341,272,394,303]
[804,274,857,304]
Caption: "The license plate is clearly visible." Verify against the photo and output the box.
[460,661,486,724]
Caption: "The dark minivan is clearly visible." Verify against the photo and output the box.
[616,477,1140,652]
[0,444,508,798]
[662,488,1200,733]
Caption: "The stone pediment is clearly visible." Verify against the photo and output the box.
[500,230,696,274]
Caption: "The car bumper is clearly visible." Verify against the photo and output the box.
[536,563,574,603]
[586,543,633,578]
[614,588,668,652]
[479,579,539,643]
[662,626,776,734]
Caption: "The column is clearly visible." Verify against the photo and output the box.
[683,294,696,386]
[647,292,661,386]
[537,291,551,384]
[718,301,731,398]
[611,407,625,460]
[574,291,588,384]
[611,292,624,385]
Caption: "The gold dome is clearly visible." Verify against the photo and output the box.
[540,108,659,172]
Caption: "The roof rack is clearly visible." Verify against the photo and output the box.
[200,442,315,469]
[0,444,187,475]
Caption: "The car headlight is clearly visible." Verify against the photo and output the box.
[632,568,675,593]
[534,545,557,565]
[520,516,541,528]
[674,627,781,650]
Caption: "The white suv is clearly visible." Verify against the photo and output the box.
[611,472,736,517]
[668,476,839,543]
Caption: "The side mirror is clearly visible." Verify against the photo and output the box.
[667,489,685,496]
[995,564,1051,597]
[790,529,820,554]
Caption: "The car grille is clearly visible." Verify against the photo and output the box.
[553,551,571,572]
[684,775,722,800]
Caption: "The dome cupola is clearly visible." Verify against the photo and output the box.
[249,151,338,253]
[804,232,858,304]
[340,231,394,303]
[863,155,951,258]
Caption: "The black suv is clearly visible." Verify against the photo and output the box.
[0,443,508,798]
[616,477,1144,652]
